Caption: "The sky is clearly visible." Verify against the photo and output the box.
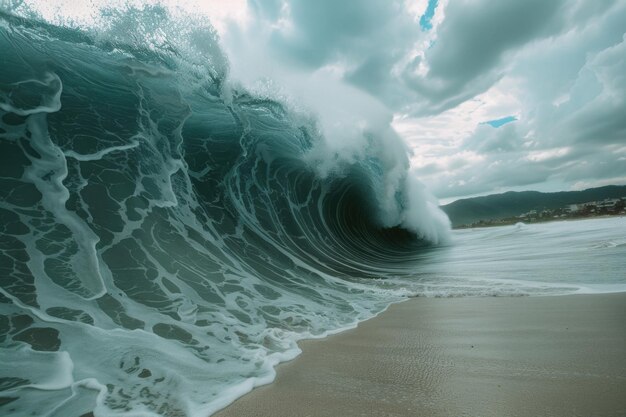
[18,0,626,203]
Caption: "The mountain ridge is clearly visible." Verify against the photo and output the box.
[440,185,626,227]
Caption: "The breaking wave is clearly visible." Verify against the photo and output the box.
[0,6,449,417]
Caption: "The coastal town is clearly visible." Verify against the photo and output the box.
[457,197,626,229]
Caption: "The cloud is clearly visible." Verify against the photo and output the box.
[234,0,434,108]
[248,0,418,69]
[402,1,626,200]
[564,36,626,145]
[402,0,566,114]
[464,123,521,154]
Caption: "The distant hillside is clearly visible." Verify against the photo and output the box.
[441,185,626,227]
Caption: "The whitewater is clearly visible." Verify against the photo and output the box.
[1,5,625,417]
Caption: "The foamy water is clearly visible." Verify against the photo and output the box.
[383,217,626,298]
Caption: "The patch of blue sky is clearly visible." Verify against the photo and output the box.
[419,0,439,31]
[482,115,518,128]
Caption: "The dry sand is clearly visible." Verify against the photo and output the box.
[215,293,626,417]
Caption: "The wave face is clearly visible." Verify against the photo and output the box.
[0,8,449,417]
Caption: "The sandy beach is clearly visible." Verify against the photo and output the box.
[215,293,626,417]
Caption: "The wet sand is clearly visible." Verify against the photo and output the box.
[215,293,626,417]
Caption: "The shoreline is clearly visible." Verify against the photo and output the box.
[453,213,626,230]
[214,293,626,417]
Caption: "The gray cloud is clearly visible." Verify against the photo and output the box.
[463,123,521,154]
[566,37,626,145]
[252,0,416,69]
[248,0,283,20]
[403,0,565,114]
[419,2,626,200]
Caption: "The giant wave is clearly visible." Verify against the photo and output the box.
[0,6,449,417]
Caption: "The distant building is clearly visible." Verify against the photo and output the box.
[597,199,620,209]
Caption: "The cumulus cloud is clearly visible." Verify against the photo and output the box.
[399,1,626,201]
[464,123,521,154]
[402,0,565,115]
[235,0,424,103]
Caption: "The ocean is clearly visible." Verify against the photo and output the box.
[1,6,625,417]
[390,217,626,298]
